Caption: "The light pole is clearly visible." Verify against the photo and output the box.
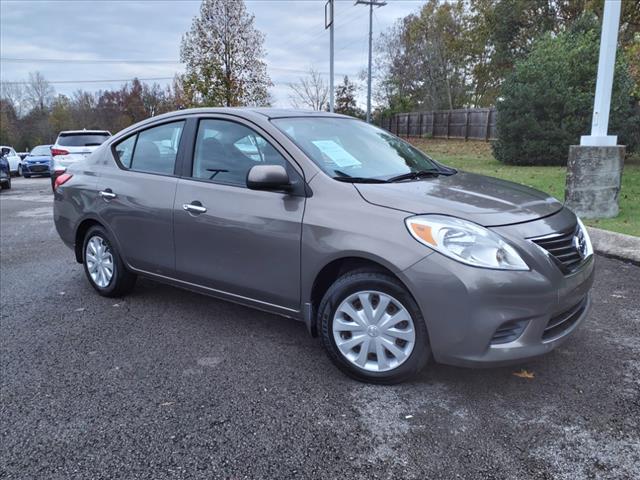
[325,0,335,112]
[580,0,622,147]
[356,0,386,123]
[565,0,624,219]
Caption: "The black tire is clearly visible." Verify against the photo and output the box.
[318,270,431,384]
[16,165,22,177]
[1,178,10,190]
[82,225,136,297]
[23,173,31,179]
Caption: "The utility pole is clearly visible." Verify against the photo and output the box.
[325,0,335,112]
[356,0,386,123]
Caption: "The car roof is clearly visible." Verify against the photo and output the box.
[58,130,111,135]
[108,108,356,143]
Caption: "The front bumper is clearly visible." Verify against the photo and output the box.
[400,209,595,367]
[24,164,51,175]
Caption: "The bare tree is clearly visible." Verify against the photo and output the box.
[180,0,272,107]
[0,82,27,117]
[288,68,329,111]
[24,71,54,111]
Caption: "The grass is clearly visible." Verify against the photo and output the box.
[409,138,640,237]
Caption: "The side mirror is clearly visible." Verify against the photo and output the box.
[247,165,291,192]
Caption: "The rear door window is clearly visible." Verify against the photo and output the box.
[114,121,184,175]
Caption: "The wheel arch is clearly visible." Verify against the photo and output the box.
[307,255,416,336]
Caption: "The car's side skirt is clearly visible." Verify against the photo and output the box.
[129,267,303,321]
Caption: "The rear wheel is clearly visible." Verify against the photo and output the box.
[23,173,31,179]
[82,225,136,297]
[318,270,430,384]
[1,177,10,190]
[16,165,22,177]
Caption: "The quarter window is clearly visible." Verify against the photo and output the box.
[192,119,289,186]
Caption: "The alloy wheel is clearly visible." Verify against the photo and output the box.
[332,290,416,372]
[85,235,114,288]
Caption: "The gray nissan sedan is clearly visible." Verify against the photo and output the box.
[53,108,595,383]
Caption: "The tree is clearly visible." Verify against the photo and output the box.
[334,76,363,118]
[0,99,18,146]
[375,0,470,113]
[24,71,54,111]
[493,14,640,166]
[180,0,272,107]
[288,67,329,111]
[0,82,27,118]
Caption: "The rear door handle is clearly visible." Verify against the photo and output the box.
[183,203,207,214]
[99,189,116,200]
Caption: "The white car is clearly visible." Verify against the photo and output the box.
[0,145,23,176]
[51,130,111,187]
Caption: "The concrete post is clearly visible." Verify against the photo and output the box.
[565,145,625,218]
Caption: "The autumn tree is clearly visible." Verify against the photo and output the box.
[334,76,363,118]
[288,67,329,111]
[180,0,272,107]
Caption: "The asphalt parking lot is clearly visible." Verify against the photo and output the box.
[1,177,639,479]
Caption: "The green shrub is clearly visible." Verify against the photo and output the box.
[493,15,639,166]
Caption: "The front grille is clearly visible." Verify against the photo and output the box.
[542,297,587,341]
[490,319,528,345]
[29,165,47,172]
[530,225,585,273]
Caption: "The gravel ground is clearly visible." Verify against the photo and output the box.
[1,177,639,479]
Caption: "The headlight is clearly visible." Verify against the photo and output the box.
[575,217,593,258]
[405,215,529,270]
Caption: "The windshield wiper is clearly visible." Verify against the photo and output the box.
[387,170,441,183]
[333,176,389,184]
[332,170,389,184]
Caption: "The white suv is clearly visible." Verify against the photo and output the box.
[0,146,23,176]
[51,130,111,188]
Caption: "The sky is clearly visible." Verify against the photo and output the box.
[0,0,423,107]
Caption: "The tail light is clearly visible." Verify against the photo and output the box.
[51,148,69,156]
[54,173,73,191]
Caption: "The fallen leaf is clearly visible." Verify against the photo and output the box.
[160,401,175,407]
[59,291,66,296]
[74,307,85,312]
[112,303,120,307]
[405,415,414,419]
[513,369,535,379]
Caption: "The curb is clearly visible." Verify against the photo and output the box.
[587,227,640,264]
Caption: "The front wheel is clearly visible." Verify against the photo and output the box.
[318,270,430,384]
[82,225,136,297]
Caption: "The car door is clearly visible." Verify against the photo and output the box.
[95,120,186,276]
[8,149,20,172]
[173,116,305,312]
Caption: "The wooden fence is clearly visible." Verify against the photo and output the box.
[379,108,497,141]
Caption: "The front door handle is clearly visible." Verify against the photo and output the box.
[99,189,116,200]
[183,202,207,214]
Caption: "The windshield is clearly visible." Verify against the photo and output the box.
[30,145,51,156]
[272,117,445,181]
[57,133,110,147]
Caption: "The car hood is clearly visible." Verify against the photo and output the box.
[26,155,51,162]
[354,171,563,227]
